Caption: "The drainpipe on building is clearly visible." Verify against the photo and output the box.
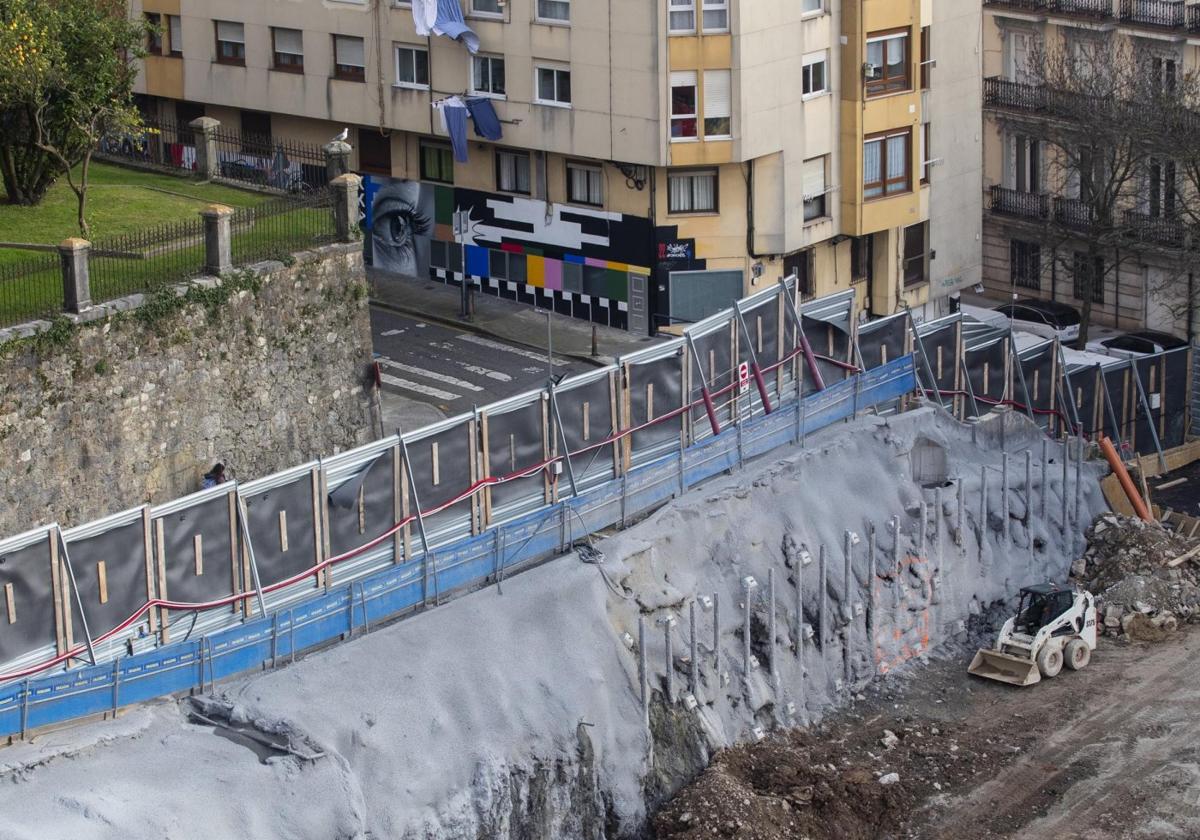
[744,159,766,260]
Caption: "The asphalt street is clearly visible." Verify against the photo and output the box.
[370,306,590,432]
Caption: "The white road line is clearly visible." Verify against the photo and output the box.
[380,329,405,337]
[460,363,513,382]
[379,373,460,401]
[456,333,569,366]
[378,357,484,392]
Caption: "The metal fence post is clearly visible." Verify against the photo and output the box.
[1075,435,1084,527]
[662,615,675,703]
[956,476,965,546]
[57,238,92,313]
[978,465,988,547]
[1002,453,1010,546]
[112,658,120,716]
[20,679,30,739]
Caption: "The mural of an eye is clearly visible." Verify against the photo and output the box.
[369,180,435,278]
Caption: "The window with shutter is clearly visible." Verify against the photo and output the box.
[703,70,731,138]
[168,15,183,57]
[272,28,304,72]
[670,71,698,140]
[215,21,246,65]
[802,157,827,221]
[802,51,827,97]
[334,35,366,82]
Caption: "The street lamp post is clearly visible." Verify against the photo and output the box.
[537,308,553,381]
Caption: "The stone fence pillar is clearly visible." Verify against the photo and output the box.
[189,116,221,180]
[323,140,352,183]
[58,238,91,313]
[331,173,362,242]
[200,204,234,275]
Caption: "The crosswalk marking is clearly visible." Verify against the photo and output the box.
[378,357,484,392]
[380,373,460,401]
[456,333,569,366]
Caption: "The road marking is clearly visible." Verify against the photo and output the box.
[378,357,484,392]
[456,333,569,366]
[381,329,405,337]
[461,363,512,382]
[380,373,460,401]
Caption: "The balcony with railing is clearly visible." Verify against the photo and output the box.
[990,185,1052,220]
[984,77,1049,112]
[1120,0,1186,28]
[1125,210,1187,248]
[985,0,1200,31]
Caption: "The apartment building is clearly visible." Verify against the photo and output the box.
[131,0,979,334]
[981,0,1200,337]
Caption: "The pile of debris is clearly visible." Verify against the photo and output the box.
[1070,513,1200,641]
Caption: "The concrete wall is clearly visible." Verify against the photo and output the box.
[0,244,375,536]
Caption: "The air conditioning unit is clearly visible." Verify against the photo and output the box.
[863,62,881,80]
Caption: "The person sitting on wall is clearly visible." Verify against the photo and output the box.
[202,463,228,489]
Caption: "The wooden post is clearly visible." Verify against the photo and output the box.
[469,418,482,532]
[541,403,553,505]
[228,490,240,614]
[317,468,331,589]
[392,443,403,564]
[155,518,169,644]
[609,371,621,478]
[141,507,158,633]
[48,529,65,655]
[480,413,493,527]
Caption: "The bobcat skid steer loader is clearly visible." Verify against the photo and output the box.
[968,583,1097,687]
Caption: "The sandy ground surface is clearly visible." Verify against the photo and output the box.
[656,630,1200,840]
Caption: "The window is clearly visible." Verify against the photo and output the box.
[802,51,827,97]
[272,28,304,73]
[863,129,911,199]
[1072,252,1104,303]
[1007,133,1041,193]
[667,169,718,213]
[920,122,930,185]
[802,157,827,222]
[239,111,271,155]
[1152,55,1177,93]
[903,222,928,287]
[146,13,163,55]
[865,30,909,96]
[535,65,571,106]
[471,54,506,97]
[420,141,454,184]
[167,16,183,57]
[471,0,503,15]
[802,0,823,13]
[567,161,603,206]
[784,251,814,296]
[703,70,731,138]
[334,35,366,82]
[920,26,930,89]
[669,0,695,33]
[702,0,728,32]
[496,150,532,194]
[537,0,570,22]
[395,45,429,88]
[851,235,874,283]
[670,71,698,140]
[214,21,245,66]
[1149,158,1177,218]
[1010,240,1041,291]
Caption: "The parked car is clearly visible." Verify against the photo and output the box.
[992,299,1081,343]
[1084,328,1187,360]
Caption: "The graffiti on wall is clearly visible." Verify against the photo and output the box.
[363,175,655,330]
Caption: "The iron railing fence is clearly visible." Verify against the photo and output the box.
[0,253,64,329]
[1120,0,1186,27]
[229,187,338,266]
[1124,210,1187,249]
[88,217,208,305]
[97,118,198,174]
[990,185,1052,221]
[209,127,327,193]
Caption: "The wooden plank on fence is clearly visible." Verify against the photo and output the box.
[609,371,621,478]
[142,507,158,633]
[49,530,65,655]
[469,418,481,534]
[480,413,493,527]
[4,583,14,625]
[155,517,169,644]
[316,467,330,589]
[228,490,241,615]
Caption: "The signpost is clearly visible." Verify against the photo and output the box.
[737,361,750,393]
[454,210,471,320]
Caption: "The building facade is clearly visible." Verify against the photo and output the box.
[981,0,1200,338]
[131,0,979,334]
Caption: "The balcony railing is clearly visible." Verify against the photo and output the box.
[990,185,1051,220]
[1191,4,1200,31]
[984,77,1050,112]
[1125,210,1187,248]
[1056,0,1117,17]
[1121,0,1186,27]
[1053,197,1097,230]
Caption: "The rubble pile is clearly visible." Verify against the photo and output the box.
[1070,513,1200,640]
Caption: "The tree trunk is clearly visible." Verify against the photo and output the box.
[1078,248,1097,347]
[75,153,91,237]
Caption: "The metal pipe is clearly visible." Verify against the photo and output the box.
[909,310,947,410]
[1062,437,1070,531]
[399,434,437,606]
[689,600,699,696]
[818,545,827,648]
[1002,453,1010,546]
[842,530,853,687]
[235,493,269,618]
[549,385,580,499]
[767,569,778,687]
[956,476,965,546]
[55,526,98,667]
[734,304,774,414]
[1040,437,1049,521]
[663,617,674,703]
[918,502,928,558]
[866,524,876,678]
[1024,449,1032,527]
[778,278,826,390]
[1011,331,1037,423]
[1075,435,1084,527]
[685,332,723,437]
[638,615,648,723]
[978,465,988,548]
[712,591,720,670]
[742,579,753,679]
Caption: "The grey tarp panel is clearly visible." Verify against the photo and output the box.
[1015,342,1056,430]
[801,316,851,392]
[1133,357,1165,457]
[159,493,236,606]
[1102,366,1132,445]
[68,519,151,640]
[1067,365,1101,438]
[1161,348,1190,448]
[557,374,617,467]
[858,314,909,371]
[628,354,685,456]
[405,422,474,530]
[917,320,960,398]
[0,534,57,665]
[485,400,548,508]
[326,451,397,558]
[689,324,735,430]
[965,337,1008,407]
[739,298,782,369]
[242,477,318,590]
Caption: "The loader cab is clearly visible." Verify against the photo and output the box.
[1014,585,1075,636]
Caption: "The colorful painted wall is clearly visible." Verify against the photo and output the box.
[363,175,655,331]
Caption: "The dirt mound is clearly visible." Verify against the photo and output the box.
[1071,513,1200,639]
[653,712,1020,840]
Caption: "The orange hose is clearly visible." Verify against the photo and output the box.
[1098,435,1151,522]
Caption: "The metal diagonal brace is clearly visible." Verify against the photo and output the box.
[1009,331,1037,424]
[777,278,826,391]
[1129,358,1167,474]
[733,303,774,414]
[55,525,97,667]
[684,332,723,437]
[1098,364,1126,454]
[548,384,579,499]
[398,431,438,606]
[907,310,946,411]
[235,492,269,619]
[1056,341,1083,434]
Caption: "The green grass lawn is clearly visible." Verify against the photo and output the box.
[0,161,270,265]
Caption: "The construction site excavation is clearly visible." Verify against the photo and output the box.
[0,276,1196,839]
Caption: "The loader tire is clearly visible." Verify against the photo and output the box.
[1065,638,1090,671]
[1037,644,1063,678]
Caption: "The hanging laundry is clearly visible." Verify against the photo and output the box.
[412,0,480,54]
[434,97,471,163]
[465,97,503,141]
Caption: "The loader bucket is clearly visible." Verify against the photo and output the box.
[967,648,1042,687]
